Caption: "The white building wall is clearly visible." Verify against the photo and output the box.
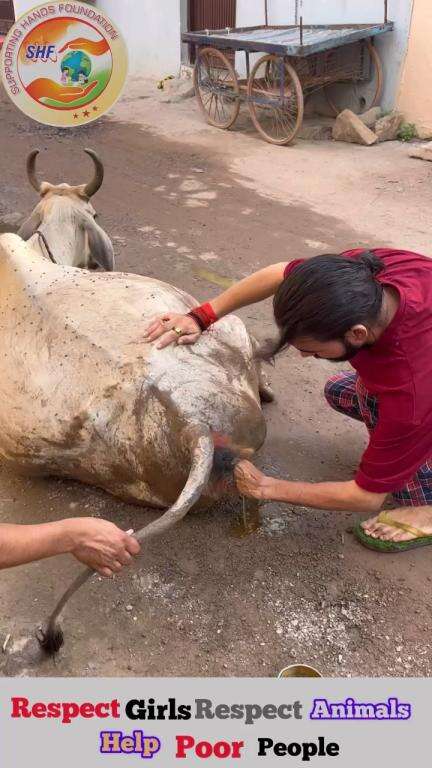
[97,0,182,77]
[12,0,182,78]
[13,0,35,17]
[237,0,295,27]
[235,0,296,74]
[237,0,414,109]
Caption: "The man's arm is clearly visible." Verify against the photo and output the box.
[235,461,386,514]
[0,518,140,576]
[144,262,287,348]
[210,262,287,318]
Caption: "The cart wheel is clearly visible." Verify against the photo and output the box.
[247,55,304,146]
[324,40,383,116]
[193,47,240,129]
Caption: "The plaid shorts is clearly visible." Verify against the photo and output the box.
[324,371,432,507]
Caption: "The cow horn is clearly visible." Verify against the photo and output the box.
[37,426,214,655]
[26,149,42,192]
[83,148,104,197]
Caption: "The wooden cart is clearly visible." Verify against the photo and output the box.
[182,20,394,145]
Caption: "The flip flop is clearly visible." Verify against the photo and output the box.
[353,510,432,553]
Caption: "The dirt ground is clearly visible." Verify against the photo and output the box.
[1,79,432,678]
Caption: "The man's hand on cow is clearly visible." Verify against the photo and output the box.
[234,460,275,501]
[66,518,141,577]
[144,313,202,349]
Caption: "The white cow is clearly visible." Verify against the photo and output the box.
[0,230,266,652]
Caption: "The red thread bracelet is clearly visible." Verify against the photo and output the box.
[187,302,218,331]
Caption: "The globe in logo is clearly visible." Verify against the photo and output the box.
[60,50,92,85]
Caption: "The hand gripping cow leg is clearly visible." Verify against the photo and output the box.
[37,427,214,655]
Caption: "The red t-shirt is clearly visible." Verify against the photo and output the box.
[283,249,432,494]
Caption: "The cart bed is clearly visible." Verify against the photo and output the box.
[182,22,394,57]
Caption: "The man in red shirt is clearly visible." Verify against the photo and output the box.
[144,249,432,553]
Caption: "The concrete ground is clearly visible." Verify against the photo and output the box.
[0,80,432,678]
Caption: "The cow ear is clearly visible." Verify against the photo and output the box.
[18,210,41,240]
[83,218,115,271]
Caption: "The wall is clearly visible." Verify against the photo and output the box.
[13,0,36,16]
[13,0,96,16]
[397,0,432,137]
[236,0,414,110]
[13,0,96,15]
[97,0,182,77]
[236,0,295,27]
[12,0,182,78]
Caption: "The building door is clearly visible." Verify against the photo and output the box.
[187,0,236,62]
[0,0,14,42]
[189,0,236,32]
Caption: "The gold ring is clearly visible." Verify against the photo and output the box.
[174,327,183,336]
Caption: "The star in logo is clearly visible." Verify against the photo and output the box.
[73,113,79,119]
[82,110,90,117]
[92,105,98,111]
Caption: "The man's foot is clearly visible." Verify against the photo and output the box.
[361,506,432,542]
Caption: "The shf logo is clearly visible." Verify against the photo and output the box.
[100,731,161,759]
[0,0,128,127]
[25,44,57,61]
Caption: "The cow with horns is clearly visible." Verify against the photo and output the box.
[18,148,114,270]
[0,150,268,655]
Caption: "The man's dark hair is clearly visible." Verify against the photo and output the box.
[272,251,385,356]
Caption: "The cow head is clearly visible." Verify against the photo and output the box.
[18,148,115,271]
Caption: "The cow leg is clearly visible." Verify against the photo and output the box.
[249,333,275,404]
[258,362,275,403]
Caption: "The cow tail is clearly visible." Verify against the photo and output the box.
[37,425,214,656]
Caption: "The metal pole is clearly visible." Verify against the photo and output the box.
[265,0,268,26]
[279,56,285,101]
[300,15,303,46]
[384,0,388,23]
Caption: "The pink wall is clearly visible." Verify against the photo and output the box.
[398,0,432,138]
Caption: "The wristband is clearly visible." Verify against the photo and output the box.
[187,302,218,331]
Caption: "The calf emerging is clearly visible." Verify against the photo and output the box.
[18,148,114,270]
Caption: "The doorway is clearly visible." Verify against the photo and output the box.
[189,0,236,32]
[0,0,14,42]
[186,0,236,63]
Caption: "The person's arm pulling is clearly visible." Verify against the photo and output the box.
[144,262,287,349]
[0,518,140,577]
[234,461,387,514]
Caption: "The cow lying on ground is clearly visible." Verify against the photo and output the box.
[0,218,266,653]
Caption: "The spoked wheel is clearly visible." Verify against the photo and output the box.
[247,54,304,145]
[193,47,240,129]
[324,40,383,116]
